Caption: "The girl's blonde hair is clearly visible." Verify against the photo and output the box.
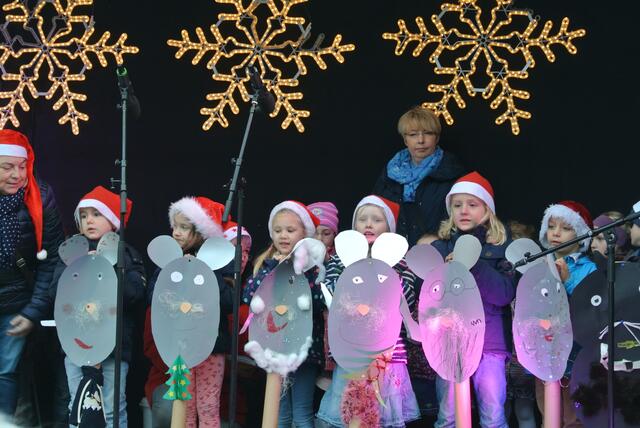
[252,208,305,276]
[438,207,507,245]
[253,244,277,276]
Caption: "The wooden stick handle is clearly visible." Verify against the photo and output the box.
[454,379,472,428]
[262,372,282,428]
[348,418,361,428]
[543,380,562,428]
[170,400,187,428]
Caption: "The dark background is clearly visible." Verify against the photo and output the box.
[13,0,640,254]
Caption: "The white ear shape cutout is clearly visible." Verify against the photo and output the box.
[59,235,89,266]
[546,254,562,282]
[147,235,183,268]
[405,244,444,279]
[452,234,482,270]
[505,238,543,274]
[198,237,235,271]
[371,233,408,267]
[335,230,369,267]
[96,231,119,265]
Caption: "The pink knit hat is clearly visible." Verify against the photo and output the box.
[308,202,339,234]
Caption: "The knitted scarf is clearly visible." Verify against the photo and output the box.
[386,147,443,202]
[0,187,24,269]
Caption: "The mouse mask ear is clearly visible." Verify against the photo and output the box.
[59,235,89,266]
[335,230,369,267]
[147,235,183,268]
[197,237,235,270]
[405,244,444,279]
[506,238,543,274]
[452,234,482,270]
[370,233,408,267]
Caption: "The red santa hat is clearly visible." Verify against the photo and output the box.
[268,201,320,238]
[352,195,400,233]
[223,220,252,247]
[75,186,132,231]
[0,130,46,259]
[169,196,225,239]
[539,200,593,252]
[445,171,495,214]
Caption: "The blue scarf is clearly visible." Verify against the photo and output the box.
[0,188,24,269]
[386,147,443,202]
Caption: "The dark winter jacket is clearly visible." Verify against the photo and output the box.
[243,258,326,367]
[431,226,517,355]
[0,179,64,320]
[50,240,146,363]
[373,151,466,246]
[146,264,233,355]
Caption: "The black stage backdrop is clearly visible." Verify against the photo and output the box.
[16,0,640,254]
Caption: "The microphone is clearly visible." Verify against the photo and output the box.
[116,66,142,119]
[247,66,275,114]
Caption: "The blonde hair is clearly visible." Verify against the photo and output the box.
[253,208,306,276]
[253,244,277,276]
[438,209,507,245]
[397,106,442,136]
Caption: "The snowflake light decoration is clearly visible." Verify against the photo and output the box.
[167,0,355,133]
[0,0,139,135]
[383,0,585,135]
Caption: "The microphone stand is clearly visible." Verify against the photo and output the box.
[223,92,259,428]
[512,210,640,428]
[111,70,132,428]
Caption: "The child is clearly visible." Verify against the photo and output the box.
[431,172,516,428]
[144,196,233,428]
[308,201,340,391]
[308,202,340,261]
[242,201,323,428]
[316,195,420,428]
[590,212,629,260]
[505,220,538,428]
[51,186,146,428]
[626,208,640,261]
[535,200,597,428]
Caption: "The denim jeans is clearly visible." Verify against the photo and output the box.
[65,356,129,428]
[278,361,318,428]
[435,352,509,428]
[0,313,27,417]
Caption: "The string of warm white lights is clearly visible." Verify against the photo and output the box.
[167,0,355,133]
[0,0,139,135]
[383,0,585,135]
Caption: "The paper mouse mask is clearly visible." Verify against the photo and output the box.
[245,238,326,377]
[506,238,573,381]
[55,232,119,367]
[148,235,234,368]
[327,231,411,373]
[405,235,485,383]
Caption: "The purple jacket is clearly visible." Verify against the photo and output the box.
[431,226,517,355]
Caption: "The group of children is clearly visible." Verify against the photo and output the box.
[24,155,637,427]
[0,94,635,428]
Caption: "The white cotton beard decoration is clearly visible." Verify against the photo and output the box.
[297,294,311,311]
[250,295,265,314]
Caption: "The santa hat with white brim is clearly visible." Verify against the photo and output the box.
[268,201,319,238]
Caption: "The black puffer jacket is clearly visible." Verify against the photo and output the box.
[373,150,466,246]
[50,240,146,363]
[0,179,64,321]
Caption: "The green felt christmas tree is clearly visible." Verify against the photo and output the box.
[163,355,192,401]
